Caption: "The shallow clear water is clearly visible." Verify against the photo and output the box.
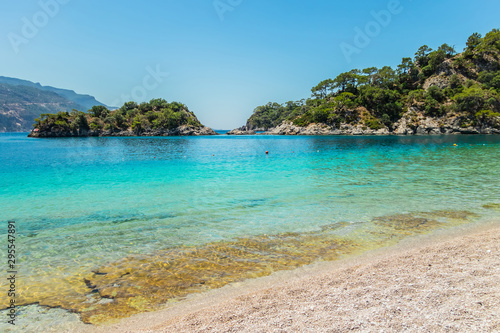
[0,133,499,325]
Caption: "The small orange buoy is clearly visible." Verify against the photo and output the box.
[453,144,457,146]
[266,151,269,155]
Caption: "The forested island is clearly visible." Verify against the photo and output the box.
[28,99,216,137]
[230,29,500,135]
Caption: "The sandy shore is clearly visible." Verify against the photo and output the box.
[80,222,500,333]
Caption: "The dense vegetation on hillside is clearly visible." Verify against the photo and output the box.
[0,83,85,132]
[246,29,500,131]
[32,99,204,135]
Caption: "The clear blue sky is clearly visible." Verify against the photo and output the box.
[1,0,499,129]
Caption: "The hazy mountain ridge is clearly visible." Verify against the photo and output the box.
[0,83,87,132]
[0,76,108,132]
[0,76,107,110]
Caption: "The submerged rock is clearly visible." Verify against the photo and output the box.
[482,203,500,211]
[5,208,481,325]
[373,214,443,232]
[421,210,479,220]
[76,229,361,324]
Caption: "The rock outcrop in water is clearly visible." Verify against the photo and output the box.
[226,126,256,135]
[229,29,500,136]
[28,99,217,138]
[257,109,500,136]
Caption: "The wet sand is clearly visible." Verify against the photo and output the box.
[77,221,500,333]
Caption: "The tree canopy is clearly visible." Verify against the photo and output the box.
[33,99,204,135]
[246,29,500,131]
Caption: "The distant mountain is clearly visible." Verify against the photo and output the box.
[0,83,86,132]
[0,76,108,110]
[0,76,108,132]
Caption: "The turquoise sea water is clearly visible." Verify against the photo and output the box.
[0,133,499,326]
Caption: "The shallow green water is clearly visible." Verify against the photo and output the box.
[0,133,499,325]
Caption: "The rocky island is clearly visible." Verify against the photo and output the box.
[228,29,500,136]
[28,99,217,137]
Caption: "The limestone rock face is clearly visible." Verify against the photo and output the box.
[391,108,500,135]
[265,122,391,136]
[423,74,451,90]
[226,127,256,135]
[258,108,499,136]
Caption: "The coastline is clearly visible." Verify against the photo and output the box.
[75,220,500,333]
[226,121,500,136]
